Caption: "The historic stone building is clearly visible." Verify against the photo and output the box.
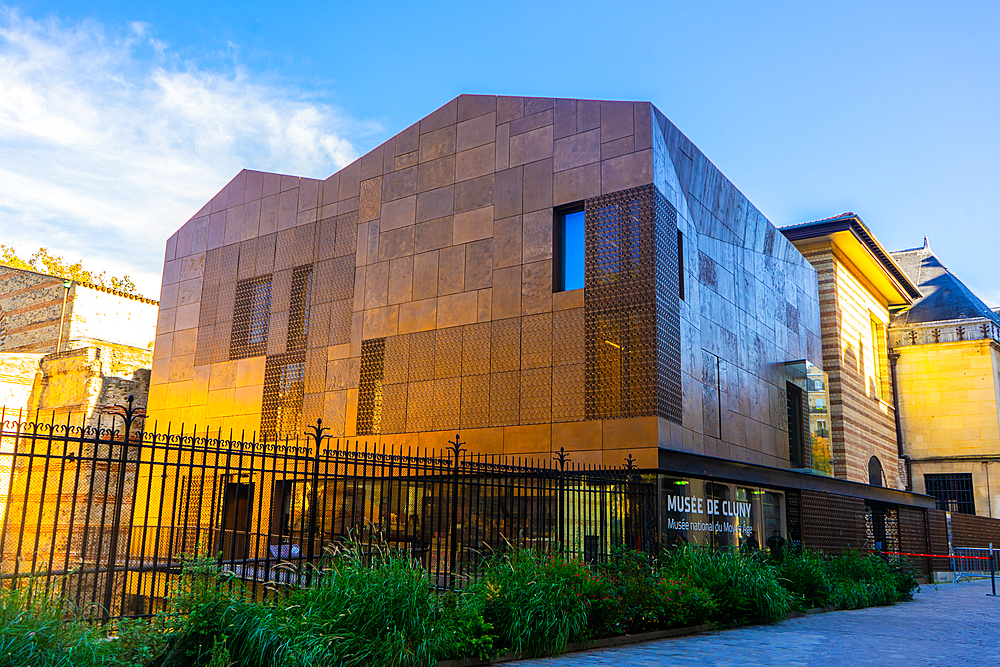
[149,94,933,550]
[888,240,1000,517]
[781,214,922,490]
[0,264,157,422]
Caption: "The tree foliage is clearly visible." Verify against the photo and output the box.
[0,245,140,296]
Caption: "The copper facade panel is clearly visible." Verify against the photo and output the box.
[584,185,678,422]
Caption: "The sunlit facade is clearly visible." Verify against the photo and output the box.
[149,95,934,550]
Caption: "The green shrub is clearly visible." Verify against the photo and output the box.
[654,576,717,629]
[776,549,836,609]
[661,545,793,626]
[588,550,715,635]
[279,546,493,667]
[479,550,589,656]
[151,555,287,667]
[826,550,918,609]
[0,579,100,667]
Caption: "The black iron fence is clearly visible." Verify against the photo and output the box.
[0,400,657,622]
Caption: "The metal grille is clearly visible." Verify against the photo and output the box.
[230,276,272,360]
[585,186,657,420]
[287,265,312,353]
[261,354,306,441]
[924,473,976,515]
[865,505,900,553]
[357,338,386,435]
[653,195,682,424]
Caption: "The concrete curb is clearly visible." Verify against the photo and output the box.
[435,624,714,666]
[436,606,848,666]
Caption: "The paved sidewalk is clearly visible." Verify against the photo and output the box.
[516,580,1000,666]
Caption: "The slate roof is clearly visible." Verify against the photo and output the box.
[889,240,1000,326]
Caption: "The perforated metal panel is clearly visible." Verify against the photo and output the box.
[490,370,520,427]
[585,186,657,420]
[408,331,436,383]
[490,319,520,374]
[196,246,239,365]
[435,327,463,379]
[287,265,312,354]
[461,323,491,376]
[583,185,681,424]
[357,338,386,436]
[521,313,552,370]
[654,195,683,424]
[230,276,272,360]
[261,354,305,441]
[520,366,551,425]
[460,374,490,428]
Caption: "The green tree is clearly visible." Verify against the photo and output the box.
[0,244,141,296]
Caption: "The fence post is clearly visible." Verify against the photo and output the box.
[100,395,145,621]
[447,434,466,589]
[623,454,637,551]
[990,543,996,597]
[305,419,329,588]
[553,448,569,552]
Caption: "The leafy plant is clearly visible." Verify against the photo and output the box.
[479,550,590,656]
[776,549,836,609]
[278,545,493,667]
[661,545,793,626]
[0,579,100,667]
[151,555,287,667]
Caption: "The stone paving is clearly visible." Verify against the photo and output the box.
[515,579,1000,666]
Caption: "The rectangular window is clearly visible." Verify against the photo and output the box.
[554,206,585,292]
[677,229,685,300]
[231,276,272,359]
[357,338,386,435]
[870,315,887,400]
[786,382,805,468]
[288,265,313,352]
[924,473,976,514]
[261,355,305,441]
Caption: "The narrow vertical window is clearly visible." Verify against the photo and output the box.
[677,229,685,300]
[288,265,313,352]
[231,276,272,359]
[554,205,585,292]
[870,315,886,400]
[261,356,305,441]
[357,338,386,435]
[786,382,805,468]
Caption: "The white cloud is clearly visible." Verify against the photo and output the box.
[0,8,373,297]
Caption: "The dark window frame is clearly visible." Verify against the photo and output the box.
[924,473,976,514]
[786,382,806,468]
[677,229,685,301]
[553,203,585,293]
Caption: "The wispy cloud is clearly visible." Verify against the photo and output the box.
[0,9,374,297]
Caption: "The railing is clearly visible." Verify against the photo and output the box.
[952,547,998,582]
[0,400,657,622]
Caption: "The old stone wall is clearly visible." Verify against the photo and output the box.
[0,267,69,353]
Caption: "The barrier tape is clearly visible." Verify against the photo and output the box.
[871,550,992,560]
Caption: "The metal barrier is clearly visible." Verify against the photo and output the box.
[953,546,997,582]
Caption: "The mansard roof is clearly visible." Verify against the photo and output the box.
[890,239,1000,326]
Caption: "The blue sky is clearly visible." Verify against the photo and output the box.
[1,1,997,304]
